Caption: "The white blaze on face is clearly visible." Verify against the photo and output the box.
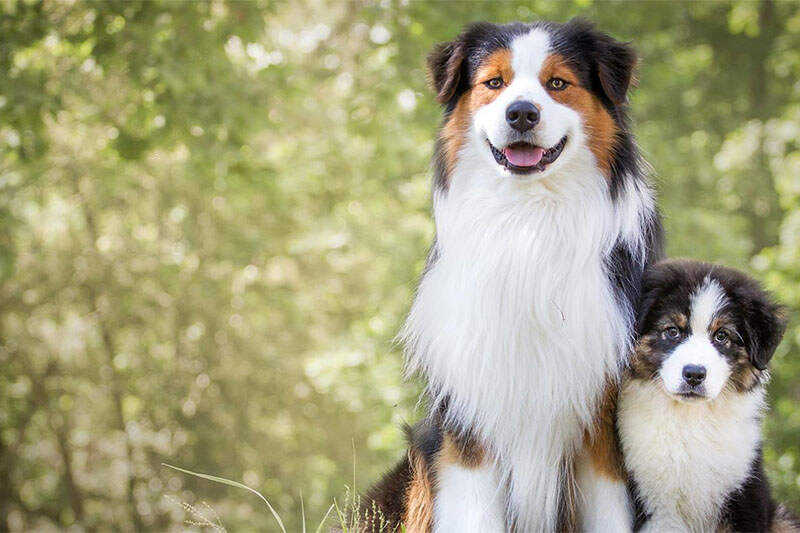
[659,278,731,399]
[471,28,584,175]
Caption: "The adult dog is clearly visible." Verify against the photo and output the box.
[367,19,663,532]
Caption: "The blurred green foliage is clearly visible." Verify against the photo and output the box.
[0,0,799,531]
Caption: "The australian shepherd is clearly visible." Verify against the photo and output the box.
[618,259,797,532]
[366,19,663,532]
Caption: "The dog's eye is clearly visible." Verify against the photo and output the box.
[662,326,680,340]
[484,77,504,89]
[546,78,568,91]
[713,330,730,345]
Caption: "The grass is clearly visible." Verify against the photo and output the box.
[163,495,226,533]
[161,459,402,533]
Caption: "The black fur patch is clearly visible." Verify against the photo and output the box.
[362,453,412,529]
[721,453,776,532]
[606,212,665,345]
[628,475,650,531]
[362,417,443,530]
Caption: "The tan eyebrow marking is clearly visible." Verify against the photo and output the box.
[470,49,514,110]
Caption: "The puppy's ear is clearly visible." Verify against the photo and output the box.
[743,293,787,371]
[635,270,665,336]
[428,38,467,104]
[635,288,657,336]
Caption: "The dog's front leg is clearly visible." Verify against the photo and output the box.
[575,449,632,532]
[431,435,507,533]
[575,383,633,533]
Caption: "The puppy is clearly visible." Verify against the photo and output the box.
[618,259,798,532]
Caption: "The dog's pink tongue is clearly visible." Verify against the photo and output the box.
[503,145,544,167]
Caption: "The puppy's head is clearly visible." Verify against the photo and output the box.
[429,19,636,184]
[631,259,786,401]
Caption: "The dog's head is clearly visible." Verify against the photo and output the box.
[631,259,787,401]
[430,19,636,186]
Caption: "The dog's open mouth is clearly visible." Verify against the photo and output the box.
[489,136,567,174]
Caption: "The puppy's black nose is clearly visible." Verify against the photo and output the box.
[682,364,707,387]
[506,101,540,132]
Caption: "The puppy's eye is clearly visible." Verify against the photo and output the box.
[662,326,680,340]
[546,77,568,91]
[484,77,504,89]
[713,330,730,345]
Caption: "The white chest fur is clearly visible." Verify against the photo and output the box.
[618,380,764,532]
[402,149,652,530]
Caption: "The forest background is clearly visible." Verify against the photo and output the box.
[2,0,800,530]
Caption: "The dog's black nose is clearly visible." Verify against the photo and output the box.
[682,364,707,387]
[506,101,540,132]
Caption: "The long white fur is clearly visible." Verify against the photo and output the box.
[433,460,507,532]
[618,380,764,532]
[402,28,654,532]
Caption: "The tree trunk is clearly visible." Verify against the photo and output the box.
[75,180,144,532]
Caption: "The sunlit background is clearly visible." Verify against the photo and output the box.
[1,0,799,530]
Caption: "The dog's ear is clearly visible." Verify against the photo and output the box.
[566,18,637,106]
[428,38,467,104]
[595,35,637,106]
[635,285,658,336]
[635,268,666,336]
[743,292,787,371]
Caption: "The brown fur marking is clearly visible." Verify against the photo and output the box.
[402,449,434,533]
[539,53,618,177]
[438,431,485,469]
[708,316,762,391]
[440,49,514,181]
[471,49,514,108]
[440,95,471,180]
[630,335,658,380]
[584,378,626,480]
